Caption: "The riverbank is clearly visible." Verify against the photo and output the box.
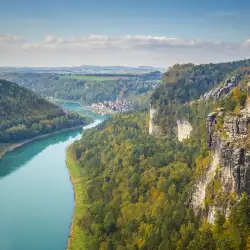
[47,98,82,105]
[84,105,115,115]
[66,145,88,250]
[0,125,86,161]
[48,97,117,116]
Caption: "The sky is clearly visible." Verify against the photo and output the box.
[1,0,250,67]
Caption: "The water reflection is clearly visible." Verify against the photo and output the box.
[0,129,81,178]
[0,101,109,179]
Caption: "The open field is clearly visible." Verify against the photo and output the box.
[60,75,120,81]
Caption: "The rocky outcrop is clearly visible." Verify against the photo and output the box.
[177,119,193,142]
[192,110,250,222]
[191,148,220,215]
[220,146,250,195]
[206,112,218,148]
[149,108,192,140]
[223,114,249,137]
[203,75,240,100]
[149,106,162,136]
[206,111,250,196]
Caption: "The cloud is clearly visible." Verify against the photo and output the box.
[0,34,23,42]
[22,43,42,50]
[25,34,248,52]
[23,35,213,50]
[1,34,250,67]
[44,35,64,44]
[243,39,250,47]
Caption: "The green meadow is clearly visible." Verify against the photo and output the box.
[60,75,120,81]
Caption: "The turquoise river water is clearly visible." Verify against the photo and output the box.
[0,103,108,250]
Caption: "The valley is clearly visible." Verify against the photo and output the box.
[0,79,92,159]
[66,59,250,249]
[2,1,250,249]
[0,102,108,250]
[1,60,250,250]
[0,71,161,109]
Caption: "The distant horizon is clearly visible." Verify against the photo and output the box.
[1,57,250,70]
[0,64,165,69]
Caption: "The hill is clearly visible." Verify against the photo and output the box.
[0,79,91,143]
[67,58,250,250]
[0,72,161,107]
[150,59,250,135]
[151,59,250,106]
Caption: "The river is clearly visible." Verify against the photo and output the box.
[0,102,109,250]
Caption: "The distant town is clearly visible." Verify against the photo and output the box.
[86,100,132,115]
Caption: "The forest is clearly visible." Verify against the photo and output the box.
[0,79,91,143]
[150,59,250,135]
[66,58,250,250]
[0,72,160,106]
[68,111,250,250]
[152,59,250,106]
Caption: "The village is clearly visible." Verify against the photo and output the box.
[86,99,132,114]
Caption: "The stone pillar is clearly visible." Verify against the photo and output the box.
[247,82,250,114]
[248,82,250,99]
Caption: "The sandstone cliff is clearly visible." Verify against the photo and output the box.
[177,119,193,142]
[203,74,240,100]
[148,106,163,136]
[149,105,193,141]
[207,110,250,196]
[191,108,250,223]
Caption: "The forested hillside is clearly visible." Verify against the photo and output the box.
[0,79,91,143]
[151,59,250,107]
[0,72,160,105]
[67,112,199,249]
[67,58,250,250]
[150,59,250,135]
[67,111,250,250]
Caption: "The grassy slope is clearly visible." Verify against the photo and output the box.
[60,75,120,81]
[66,145,88,250]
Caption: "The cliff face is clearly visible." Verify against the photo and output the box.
[149,106,163,136]
[191,147,220,217]
[192,109,250,222]
[206,110,250,196]
[149,105,193,141]
[177,119,193,142]
[149,74,241,140]
[203,74,240,100]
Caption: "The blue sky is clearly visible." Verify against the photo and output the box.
[1,0,250,67]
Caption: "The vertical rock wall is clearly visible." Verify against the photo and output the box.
[191,110,250,223]
[149,107,163,136]
[177,119,193,142]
